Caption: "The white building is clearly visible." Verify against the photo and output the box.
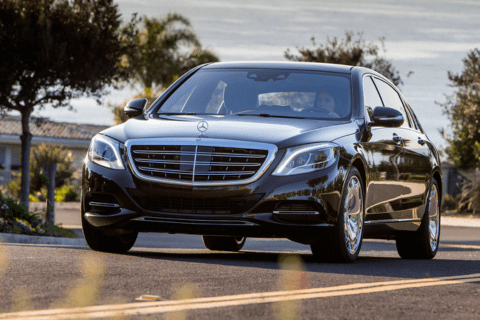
[0,116,109,185]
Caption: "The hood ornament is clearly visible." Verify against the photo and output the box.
[197,121,208,133]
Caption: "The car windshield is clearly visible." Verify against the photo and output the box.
[156,69,352,119]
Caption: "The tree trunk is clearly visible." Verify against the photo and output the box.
[20,109,32,209]
[44,164,56,224]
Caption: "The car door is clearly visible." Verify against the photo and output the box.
[361,76,408,223]
[396,101,433,216]
[372,77,431,222]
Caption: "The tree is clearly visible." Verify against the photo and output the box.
[440,48,480,170]
[6,144,76,202]
[124,13,219,89]
[0,0,137,208]
[285,31,403,86]
[440,48,480,213]
[113,13,219,124]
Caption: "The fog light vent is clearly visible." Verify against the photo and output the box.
[273,202,321,223]
[88,193,120,214]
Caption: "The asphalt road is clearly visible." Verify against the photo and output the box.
[0,226,479,319]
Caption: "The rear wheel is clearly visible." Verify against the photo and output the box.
[396,179,440,259]
[82,207,137,253]
[311,167,364,263]
[202,235,246,251]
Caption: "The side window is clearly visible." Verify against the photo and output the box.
[372,78,411,128]
[405,102,424,133]
[363,76,383,122]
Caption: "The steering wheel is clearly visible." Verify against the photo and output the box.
[303,107,340,118]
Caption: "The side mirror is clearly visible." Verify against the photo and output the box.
[124,98,148,118]
[370,106,404,127]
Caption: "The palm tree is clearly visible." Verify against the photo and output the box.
[124,13,219,90]
[115,13,219,124]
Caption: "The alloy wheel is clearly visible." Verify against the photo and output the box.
[343,176,364,255]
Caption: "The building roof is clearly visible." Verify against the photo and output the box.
[0,116,109,148]
[0,116,109,140]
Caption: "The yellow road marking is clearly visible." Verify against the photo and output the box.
[441,243,480,250]
[2,273,479,319]
[364,239,480,251]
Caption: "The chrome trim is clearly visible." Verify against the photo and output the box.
[125,138,278,186]
[273,211,319,215]
[343,175,363,255]
[89,202,120,208]
[134,158,262,167]
[365,218,421,224]
[132,150,266,158]
[132,216,257,226]
[376,116,404,123]
[137,166,256,176]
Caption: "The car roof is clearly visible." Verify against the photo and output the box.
[202,61,353,74]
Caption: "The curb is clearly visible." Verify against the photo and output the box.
[0,217,478,246]
[0,232,87,246]
[442,216,480,228]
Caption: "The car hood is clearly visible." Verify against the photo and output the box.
[102,115,358,148]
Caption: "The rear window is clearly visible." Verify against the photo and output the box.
[156,69,352,120]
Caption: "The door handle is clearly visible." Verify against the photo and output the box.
[418,138,426,145]
[392,134,402,144]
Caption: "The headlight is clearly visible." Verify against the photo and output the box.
[273,143,339,176]
[87,134,125,170]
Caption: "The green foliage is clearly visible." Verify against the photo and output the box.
[114,13,219,124]
[285,31,403,86]
[458,179,480,214]
[442,194,457,211]
[54,185,79,202]
[440,49,480,170]
[30,144,75,191]
[0,0,138,110]
[0,0,138,208]
[0,194,77,237]
[1,196,39,223]
[113,88,163,125]
[5,144,75,201]
[123,13,219,89]
[440,49,480,214]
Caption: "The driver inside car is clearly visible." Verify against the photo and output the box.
[315,92,340,118]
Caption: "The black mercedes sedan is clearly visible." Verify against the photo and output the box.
[82,62,442,263]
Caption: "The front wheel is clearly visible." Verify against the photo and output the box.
[202,235,246,251]
[82,210,138,253]
[311,167,365,263]
[396,179,441,259]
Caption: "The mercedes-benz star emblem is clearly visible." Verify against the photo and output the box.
[197,121,208,132]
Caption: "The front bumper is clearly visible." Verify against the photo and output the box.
[82,153,348,240]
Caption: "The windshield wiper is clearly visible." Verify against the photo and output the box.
[235,113,306,119]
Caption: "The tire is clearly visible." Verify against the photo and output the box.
[396,179,441,259]
[202,235,246,251]
[311,167,365,263]
[82,206,138,253]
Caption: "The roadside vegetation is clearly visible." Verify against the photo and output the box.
[439,49,480,215]
[284,31,406,87]
[0,0,139,209]
[0,190,77,238]
[4,144,79,203]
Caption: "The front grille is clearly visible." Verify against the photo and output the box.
[128,189,264,215]
[126,139,277,185]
